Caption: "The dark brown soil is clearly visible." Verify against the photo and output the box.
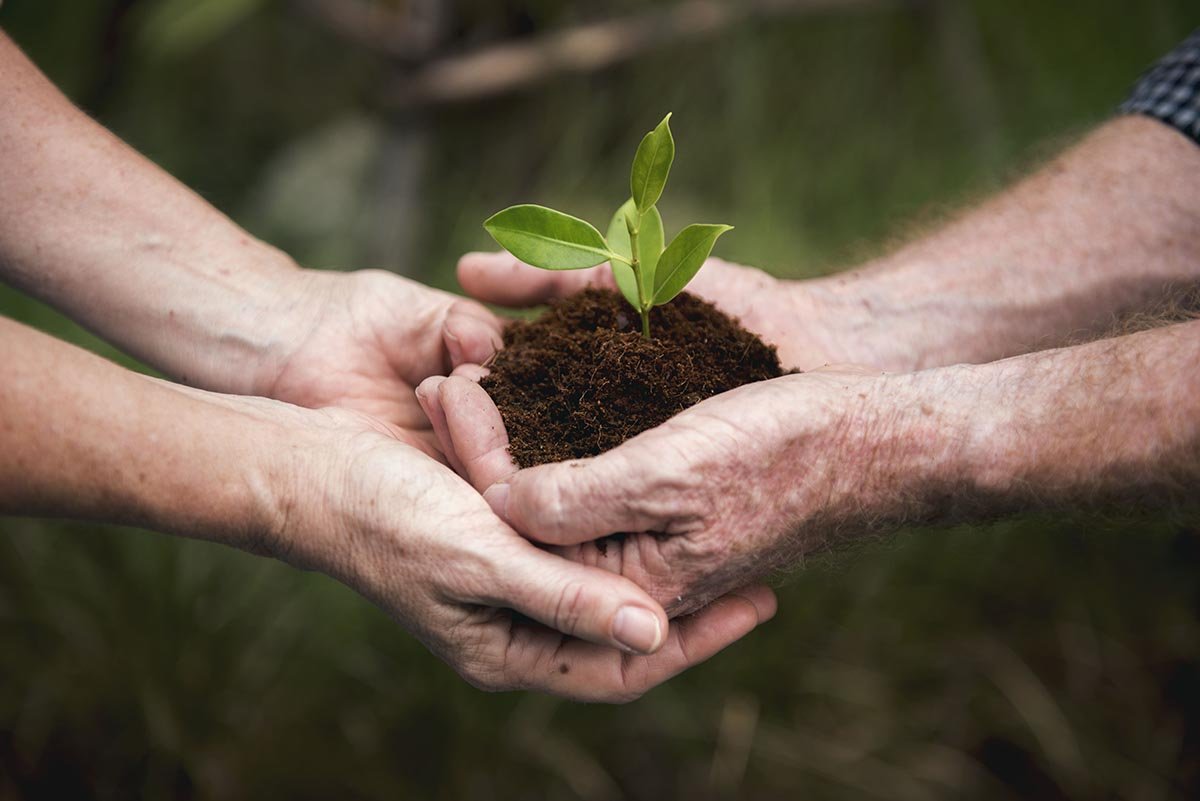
[481,289,783,468]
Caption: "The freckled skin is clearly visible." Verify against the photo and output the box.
[427,320,1200,617]
[0,318,778,703]
[439,115,1200,620]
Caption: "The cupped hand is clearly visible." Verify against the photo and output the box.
[417,366,891,616]
[269,405,777,702]
[456,251,850,371]
[258,269,504,434]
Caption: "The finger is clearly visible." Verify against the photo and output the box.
[457,251,615,307]
[415,377,468,477]
[443,299,504,368]
[503,584,777,703]
[480,542,670,655]
[437,376,517,491]
[484,451,673,546]
[450,363,490,382]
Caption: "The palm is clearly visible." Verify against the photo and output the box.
[293,415,774,702]
[456,252,841,370]
[264,270,502,440]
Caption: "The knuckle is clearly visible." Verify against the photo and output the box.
[519,469,576,540]
[551,579,591,637]
[451,539,507,604]
[612,662,649,704]
[614,680,648,704]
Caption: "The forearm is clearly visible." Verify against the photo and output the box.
[0,31,305,393]
[800,117,1200,371]
[0,316,307,549]
[873,319,1200,523]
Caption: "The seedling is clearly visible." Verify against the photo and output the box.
[484,114,732,338]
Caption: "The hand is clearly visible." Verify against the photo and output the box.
[417,365,920,615]
[456,252,858,371]
[268,404,778,702]
[257,268,505,435]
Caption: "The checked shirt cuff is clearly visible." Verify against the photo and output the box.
[1120,28,1200,145]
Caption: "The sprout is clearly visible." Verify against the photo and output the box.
[484,114,732,338]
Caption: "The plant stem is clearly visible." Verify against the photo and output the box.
[628,219,652,339]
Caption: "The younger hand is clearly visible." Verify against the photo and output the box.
[258,269,505,434]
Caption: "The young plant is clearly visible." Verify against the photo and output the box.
[483,114,732,338]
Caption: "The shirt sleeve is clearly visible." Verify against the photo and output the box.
[1120,28,1200,145]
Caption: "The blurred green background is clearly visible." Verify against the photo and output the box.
[2,1,1199,798]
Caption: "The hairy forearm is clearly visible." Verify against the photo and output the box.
[0,316,306,549]
[801,117,1200,371]
[879,319,1200,523]
[0,31,305,393]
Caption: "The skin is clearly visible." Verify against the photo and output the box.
[457,116,1200,374]
[0,30,501,434]
[0,317,777,701]
[0,31,777,700]
[431,115,1200,611]
[422,322,1200,615]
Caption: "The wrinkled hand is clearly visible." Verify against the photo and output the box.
[258,269,504,438]
[269,404,776,702]
[417,366,893,616]
[456,252,850,371]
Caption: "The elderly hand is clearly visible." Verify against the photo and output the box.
[417,365,944,615]
[3,307,778,705]
[267,403,777,702]
[456,252,859,371]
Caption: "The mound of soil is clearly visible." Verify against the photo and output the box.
[481,289,783,468]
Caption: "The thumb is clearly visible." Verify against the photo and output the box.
[484,452,677,546]
[488,542,669,654]
[457,251,615,307]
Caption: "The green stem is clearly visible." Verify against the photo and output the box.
[628,220,652,340]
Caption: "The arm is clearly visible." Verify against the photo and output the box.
[456,117,1200,373]
[0,316,775,701]
[0,31,500,425]
[421,319,1200,612]
[802,116,1200,371]
[0,29,297,393]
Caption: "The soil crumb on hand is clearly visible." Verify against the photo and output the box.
[481,289,783,467]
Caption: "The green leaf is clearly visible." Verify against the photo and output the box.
[652,224,733,305]
[607,199,664,309]
[630,113,675,213]
[484,205,614,270]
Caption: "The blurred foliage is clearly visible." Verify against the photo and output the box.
[2,1,1199,799]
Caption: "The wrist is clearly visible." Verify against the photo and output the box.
[871,362,1036,521]
[137,387,323,554]
[181,241,313,396]
[793,267,931,372]
[780,367,981,529]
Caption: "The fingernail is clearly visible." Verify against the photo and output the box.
[613,606,663,654]
[484,483,510,521]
